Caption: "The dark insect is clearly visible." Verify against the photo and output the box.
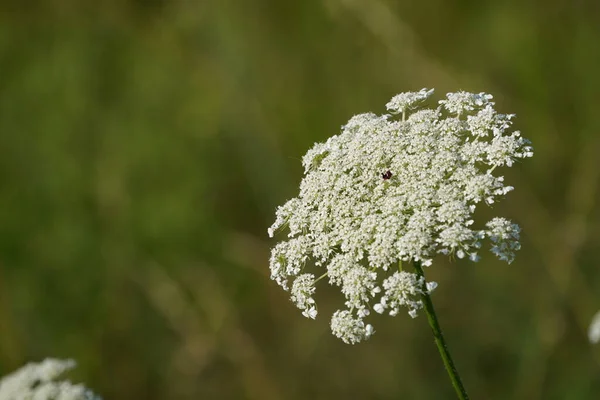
[381,170,393,180]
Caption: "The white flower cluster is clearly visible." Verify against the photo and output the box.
[268,89,533,343]
[374,271,437,318]
[291,273,318,319]
[0,358,101,400]
[589,310,600,345]
[386,88,433,115]
[330,310,375,345]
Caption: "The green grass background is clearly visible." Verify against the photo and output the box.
[1,1,599,398]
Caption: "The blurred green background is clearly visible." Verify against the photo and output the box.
[1,0,600,399]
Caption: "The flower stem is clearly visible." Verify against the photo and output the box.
[314,271,328,283]
[413,261,469,400]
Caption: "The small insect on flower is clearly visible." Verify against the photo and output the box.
[381,170,393,180]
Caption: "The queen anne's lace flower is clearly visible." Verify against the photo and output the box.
[268,89,533,344]
[0,358,101,399]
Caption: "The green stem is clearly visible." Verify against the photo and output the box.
[314,271,328,283]
[413,261,469,400]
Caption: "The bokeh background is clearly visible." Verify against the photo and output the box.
[1,0,600,399]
